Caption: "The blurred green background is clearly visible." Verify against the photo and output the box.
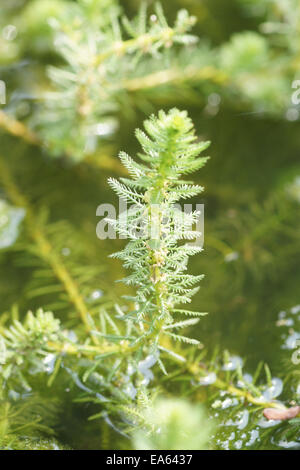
[0,0,299,449]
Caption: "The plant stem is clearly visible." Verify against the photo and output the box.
[47,335,293,413]
[0,110,40,146]
[0,111,122,173]
[186,362,288,411]
[124,65,228,91]
[95,28,177,66]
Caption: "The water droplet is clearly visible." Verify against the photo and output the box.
[90,289,103,301]
[8,390,21,400]
[276,318,294,327]
[243,373,253,383]
[138,353,158,371]
[224,252,239,262]
[127,364,135,376]
[66,330,77,342]
[91,120,118,136]
[237,373,253,387]
[199,371,217,385]
[263,377,283,400]
[245,429,260,447]
[220,397,239,409]
[43,354,56,374]
[61,247,71,256]
[234,440,243,449]
[212,399,222,409]
[140,370,154,386]
[277,439,300,449]
[137,353,158,386]
[291,305,300,315]
[278,310,286,319]
[222,355,243,371]
[283,332,300,350]
[123,382,137,399]
[258,416,280,428]
[237,410,249,430]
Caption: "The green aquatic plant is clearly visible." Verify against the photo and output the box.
[0,309,61,390]
[1,108,299,450]
[1,0,300,453]
[2,0,299,170]
[1,108,211,405]
[107,108,209,363]
[31,3,197,160]
[0,109,211,447]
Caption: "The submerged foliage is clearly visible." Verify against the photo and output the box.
[29,2,197,160]
[1,109,299,450]
[0,0,299,451]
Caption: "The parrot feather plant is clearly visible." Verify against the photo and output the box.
[0,109,299,450]
[107,108,209,364]
[0,108,212,447]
